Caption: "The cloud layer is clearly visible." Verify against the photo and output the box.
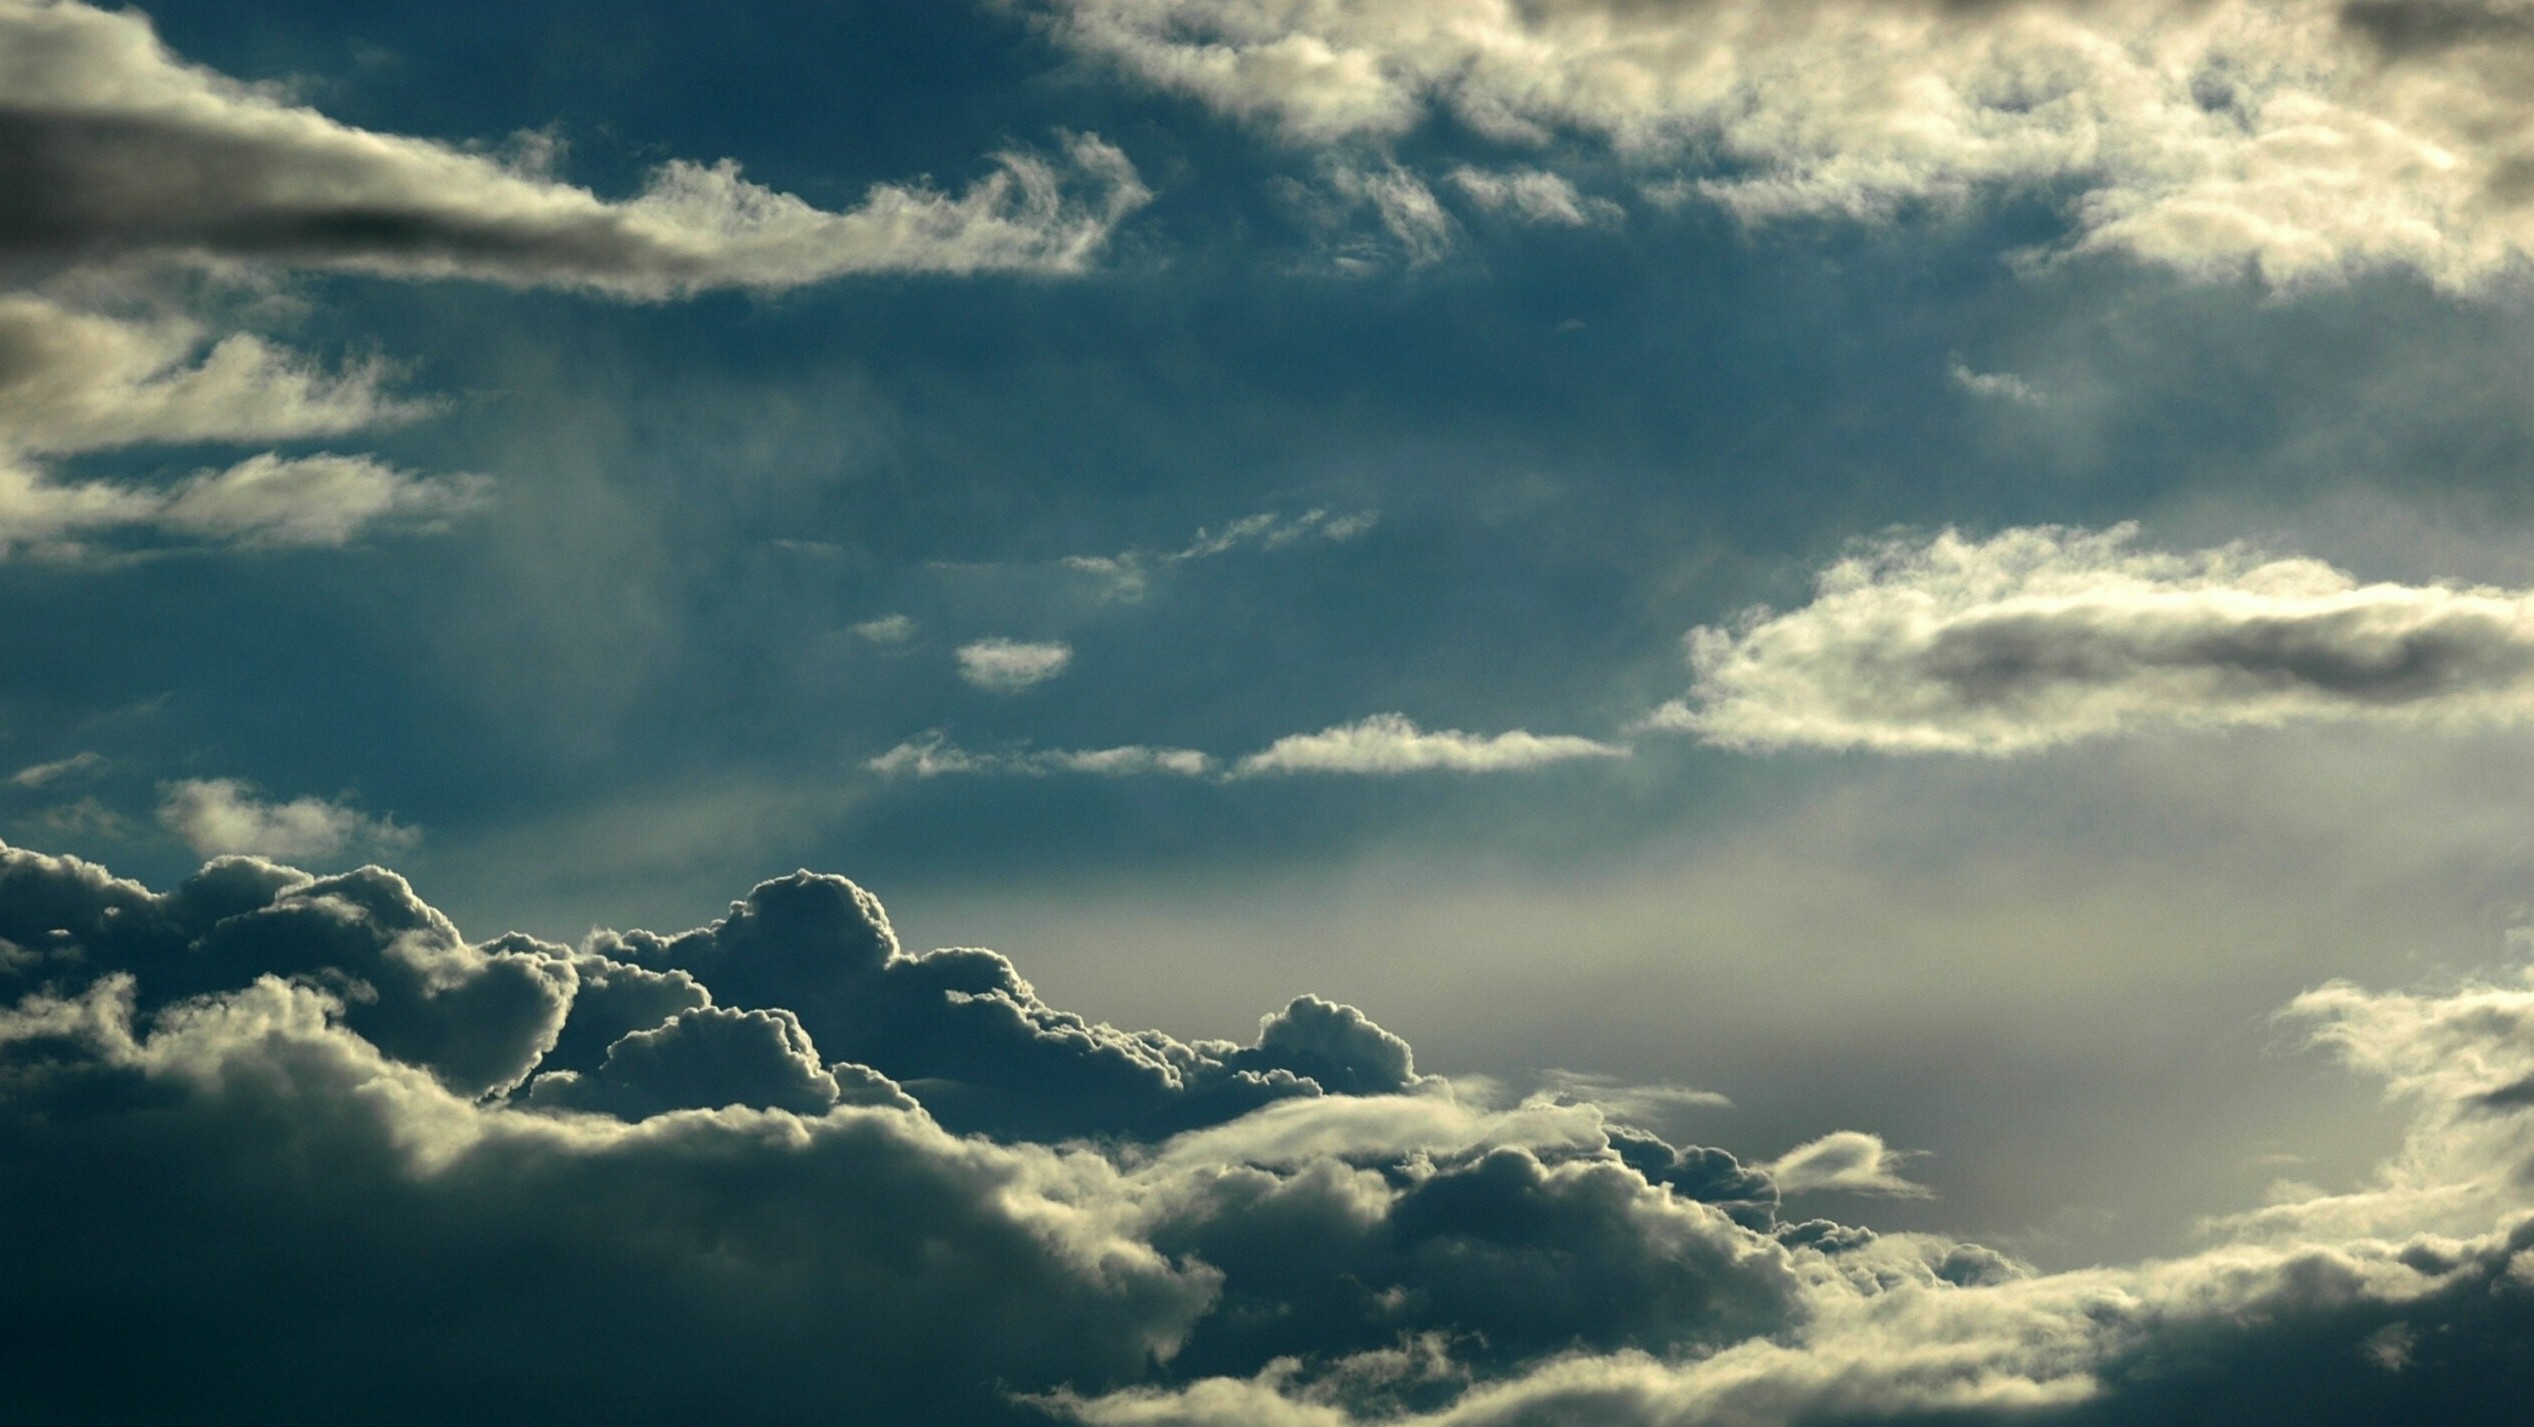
[6,839,2534,1424]
[1661,525,2534,754]
[1048,0,2534,286]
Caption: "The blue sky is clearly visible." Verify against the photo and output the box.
[14,2,2534,1421]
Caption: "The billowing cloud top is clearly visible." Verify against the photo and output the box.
[1049,0,2534,286]
[1661,525,2534,754]
[1,0,1147,295]
[7,838,2534,1425]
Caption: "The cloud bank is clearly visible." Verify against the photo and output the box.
[1660,525,2534,754]
[5,839,2534,1424]
[1048,0,2534,287]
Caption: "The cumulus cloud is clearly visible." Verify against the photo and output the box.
[1047,0,2534,288]
[0,1,1148,296]
[0,294,424,455]
[1232,712,1629,775]
[10,838,2534,1424]
[155,777,415,861]
[1656,524,2534,754]
[0,450,483,556]
[957,638,1075,691]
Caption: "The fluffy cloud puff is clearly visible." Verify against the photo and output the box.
[0,0,1148,295]
[1047,0,2534,287]
[1657,524,2534,754]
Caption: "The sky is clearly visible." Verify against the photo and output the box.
[12,0,2534,1420]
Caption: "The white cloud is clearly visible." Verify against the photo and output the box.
[0,295,426,456]
[1049,0,2534,288]
[852,614,916,644]
[955,637,1074,691]
[1765,1130,1933,1198]
[0,451,486,556]
[1232,712,1628,775]
[1659,524,2534,754]
[0,2,1150,296]
[1947,360,2043,406]
[155,778,415,861]
[867,732,1214,778]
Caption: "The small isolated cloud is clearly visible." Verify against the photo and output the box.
[1948,360,2043,406]
[155,778,415,861]
[0,3,1149,296]
[8,751,103,789]
[1657,524,2534,754]
[1766,1130,1933,1198]
[851,614,916,644]
[1322,161,1456,266]
[1233,713,1628,776]
[1447,167,1622,227]
[0,452,486,557]
[955,637,1073,692]
[867,732,1213,778]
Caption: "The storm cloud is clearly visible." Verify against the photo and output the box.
[1658,525,2534,754]
[6,838,2534,1425]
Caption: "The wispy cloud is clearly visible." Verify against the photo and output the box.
[1232,713,1628,776]
[1063,506,1378,598]
[870,714,1626,782]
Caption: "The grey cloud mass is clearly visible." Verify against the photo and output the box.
[11,841,2534,1424]
[1660,525,2534,754]
[0,1,1149,295]
[1048,0,2534,287]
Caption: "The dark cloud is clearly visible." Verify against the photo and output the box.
[0,2,1147,295]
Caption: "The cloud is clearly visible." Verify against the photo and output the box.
[12,840,2534,1423]
[1232,713,1629,775]
[0,294,425,455]
[1948,360,2044,406]
[854,613,918,644]
[869,715,1623,781]
[1064,507,1379,600]
[0,450,485,556]
[869,733,1215,778]
[0,2,1149,296]
[1047,0,2534,288]
[7,750,101,788]
[1765,1131,1933,1198]
[957,638,1076,692]
[1657,524,2534,754]
[155,777,416,861]
[1447,166,1622,227]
